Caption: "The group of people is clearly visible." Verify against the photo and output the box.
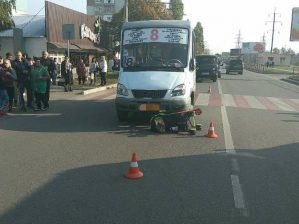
[76,56,108,86]
[0,52,114,116]
[0,51,56,116]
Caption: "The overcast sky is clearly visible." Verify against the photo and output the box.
[28,0,299,54]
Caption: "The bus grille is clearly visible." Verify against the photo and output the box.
[131,90,167,99]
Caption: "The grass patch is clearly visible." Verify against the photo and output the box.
[244,65,294,74]
[275,66,298,72]
[289,75,299,81]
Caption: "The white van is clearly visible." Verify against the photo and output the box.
[115,20,196,121]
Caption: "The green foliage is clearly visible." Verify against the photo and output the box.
[169,0,184,20]
[273,47,280,54]
[273,47,296,55]
[194,22,204,56]
[110,0,173,41]
[0,0,16,32]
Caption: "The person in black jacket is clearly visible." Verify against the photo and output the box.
[60,56,73,92]
[12,51,33,111]
[3,60,17,112]
[0,61,17,116]
[41,51,55,108]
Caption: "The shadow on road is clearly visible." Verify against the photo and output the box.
[0,99,156,136]
[0,153,238,224]
[1,142,299,223]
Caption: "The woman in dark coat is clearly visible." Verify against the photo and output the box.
[0,60,17,115]
[60,56,73,92]
[2,60,17,113]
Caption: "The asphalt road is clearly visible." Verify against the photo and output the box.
[1,69,299,224]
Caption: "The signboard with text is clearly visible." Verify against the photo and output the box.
[290,7,299,41]
[123,28,189,45]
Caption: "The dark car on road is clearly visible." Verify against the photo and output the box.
[226,59,243,75]
[196,55,218,82]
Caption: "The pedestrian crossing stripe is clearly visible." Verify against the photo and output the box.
[195,93,299,112]
[88,91,299,112]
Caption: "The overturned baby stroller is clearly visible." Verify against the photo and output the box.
[150,108,202,135]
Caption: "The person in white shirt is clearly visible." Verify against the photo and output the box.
[108,57,114,72]
[100,56,107,86]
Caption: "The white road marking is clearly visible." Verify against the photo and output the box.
[290,98,299,106]
[243,95,266,110]
[222,94,237,107]
[218,80,249,217]
[218,81,235,154]
[195,93,210,106]
[267,97,297,112]
[221,106,235,154]
[231,158,240,172]
[231,175,247,211]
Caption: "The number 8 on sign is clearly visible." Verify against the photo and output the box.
[150,29,159,41]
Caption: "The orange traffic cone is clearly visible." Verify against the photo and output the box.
[207,86,212,93]
[205,121,218,138]
[125,153,144,179]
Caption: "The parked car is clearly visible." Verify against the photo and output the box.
[226,59,243,75]
[196,55,218,82]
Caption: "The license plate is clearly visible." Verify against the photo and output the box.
[202,72,210,75]
[139,104,160,111]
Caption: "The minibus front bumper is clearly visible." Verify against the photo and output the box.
[115,97,191,113]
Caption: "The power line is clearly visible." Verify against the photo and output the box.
[21,6,45,30]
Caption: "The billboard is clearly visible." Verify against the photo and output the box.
[290,7,299,41]
[230,49,242,56]
[242,42,266,54]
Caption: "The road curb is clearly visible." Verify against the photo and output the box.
[81,84,117,95]
[281,78,299,86]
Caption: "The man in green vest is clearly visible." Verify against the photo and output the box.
[30,58,50,111]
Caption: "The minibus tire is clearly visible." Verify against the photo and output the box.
[117,110,128,121]
[191,93,195,106]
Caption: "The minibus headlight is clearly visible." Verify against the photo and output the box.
[172,84,185,97]
[117,84,128,96]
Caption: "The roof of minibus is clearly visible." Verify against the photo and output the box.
[122,20,191,30]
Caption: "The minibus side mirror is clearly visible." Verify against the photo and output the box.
[190,59,196,71]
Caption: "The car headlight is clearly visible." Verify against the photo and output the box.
[172,84,185,97]
[117,83,128,96]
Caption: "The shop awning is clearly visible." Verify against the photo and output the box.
[48,42,109,53]
[48,42,80,50]
[72,44,109,53]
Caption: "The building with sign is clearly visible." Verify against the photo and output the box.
[87,0,125,22]
[243,53,291,66]
[0,1,111,65]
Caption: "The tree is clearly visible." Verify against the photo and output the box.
[110,0,173,41]
[194,22,204,55]
[169,0,184,20]
[273,47,280,54]
[286,48,296,55]
[0,0,16,32]
[281,47,287,54]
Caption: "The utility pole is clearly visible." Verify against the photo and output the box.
[123,0,128,23]
[266,8,282,53]
[235,30,242,49]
